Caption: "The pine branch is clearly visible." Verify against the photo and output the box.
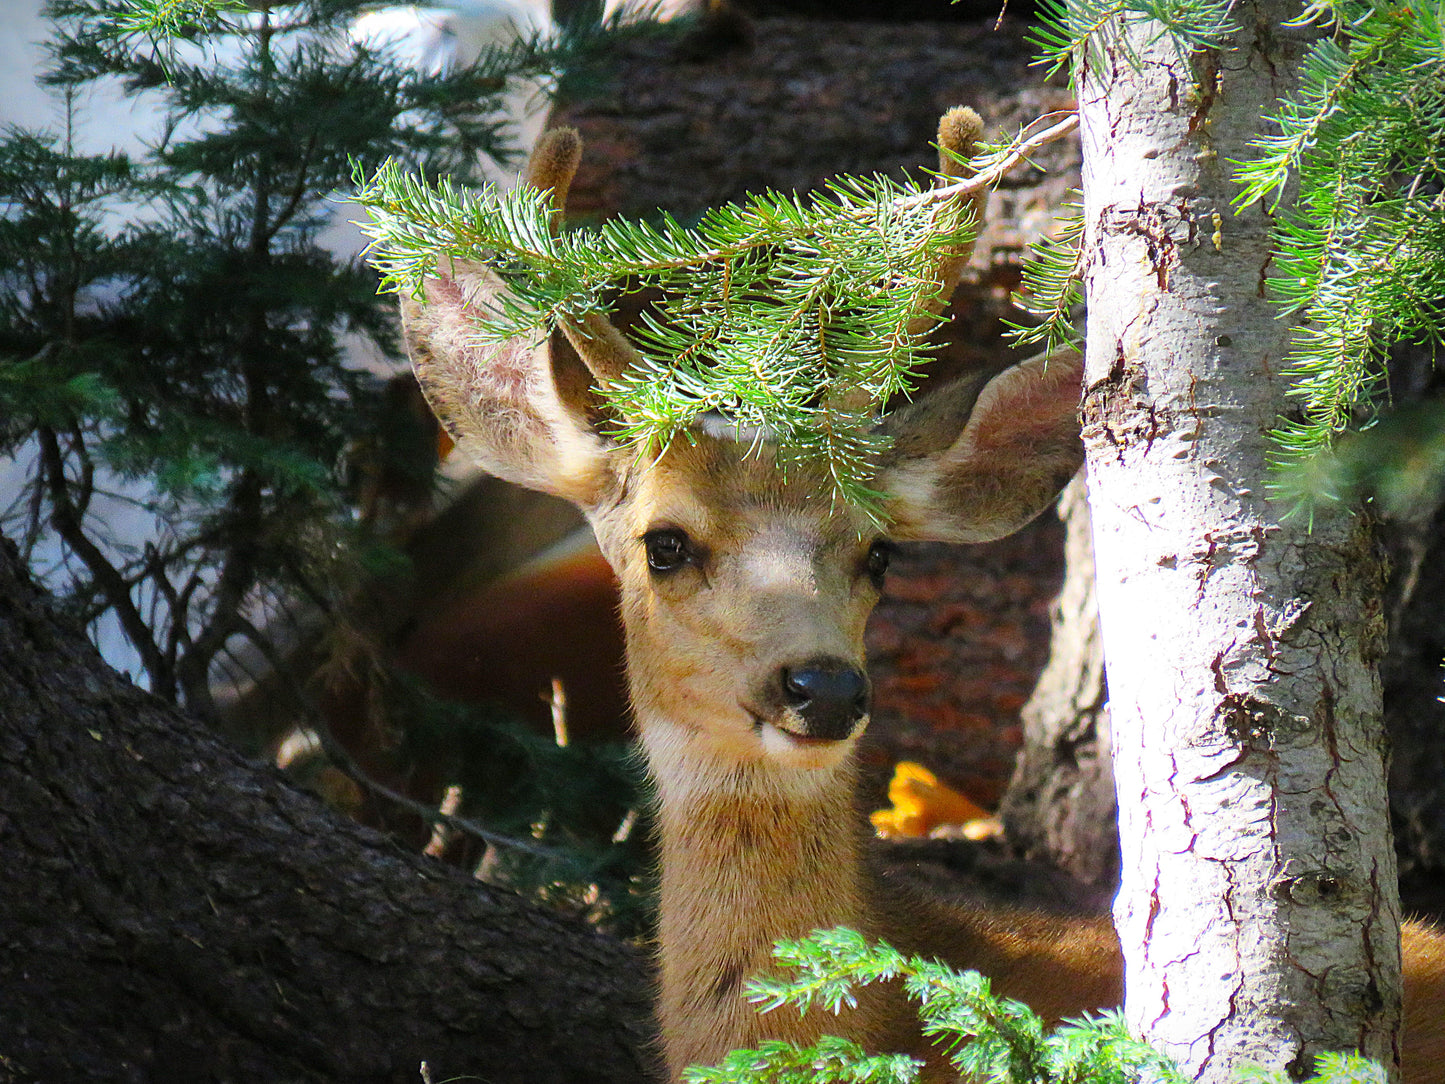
[360,113,1078,293]
[1029,0,1237,78]
[685,927,1191,1084]
[1006,194,1085,354]
[1239,1051,1391,1083]
[353,113,1080,517]
[1227,0,1445,514]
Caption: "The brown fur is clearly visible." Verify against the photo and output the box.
[1402,921,1445,1083]
[400,120,1445,1083]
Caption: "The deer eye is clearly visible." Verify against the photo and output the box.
[864,539,894,588]
[643,528,694,574]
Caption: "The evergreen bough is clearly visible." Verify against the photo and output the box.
[1234,0,1445,513]
[685,927,1389,1084]
[354,113,1078,519]
[1023,0,1445,515]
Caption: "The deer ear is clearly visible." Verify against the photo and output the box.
[401,266,615,507]
[400,126,639,509]
[876,346,1083,543]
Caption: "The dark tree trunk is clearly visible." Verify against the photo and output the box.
[1382,497,1445,899]
[0,538,659,1084]
[998,474,1117,888]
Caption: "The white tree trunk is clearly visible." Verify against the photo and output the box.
[1076,4,1403,1080]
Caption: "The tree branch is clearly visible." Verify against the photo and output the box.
[36,424,171,695]
[0,536,660,1082]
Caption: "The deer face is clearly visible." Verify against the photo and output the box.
[587,435,888,772]
[396,123,1084,777]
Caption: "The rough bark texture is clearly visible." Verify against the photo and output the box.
[1000,438,1445,904]
[0,537,659,1084]
[1077,7,1402,1080]
[998,474,1117,887]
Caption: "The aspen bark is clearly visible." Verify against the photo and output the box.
[1076,5,1403,1080]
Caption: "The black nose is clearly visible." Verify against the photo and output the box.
[779,660,870,740]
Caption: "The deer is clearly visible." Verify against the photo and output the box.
[393,113,1445,1082]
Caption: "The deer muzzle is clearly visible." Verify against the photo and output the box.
[776,658,870,742]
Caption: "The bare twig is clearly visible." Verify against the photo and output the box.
[229,624,584,864]
[36,424,171,694]
[309,720,582,864]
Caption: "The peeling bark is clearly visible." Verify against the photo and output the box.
[0,538,659,1084]
[1077,4,1403,1080]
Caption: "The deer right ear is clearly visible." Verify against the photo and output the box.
[876,346,1084,544]
[401,127,637,508]
[401,269,616,506]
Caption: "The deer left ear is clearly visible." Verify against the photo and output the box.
[875,346,1084,544]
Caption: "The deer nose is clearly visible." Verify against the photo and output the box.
[779,660,870,741]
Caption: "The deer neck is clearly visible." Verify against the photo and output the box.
[642,715,879,1074]
[648,729,869,941]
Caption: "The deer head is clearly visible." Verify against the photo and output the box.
[398,114,1083,789]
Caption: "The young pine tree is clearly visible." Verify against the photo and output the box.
[0,0,542,719]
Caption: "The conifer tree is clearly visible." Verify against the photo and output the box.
[0,0,653,931]
[0,0,578,718]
